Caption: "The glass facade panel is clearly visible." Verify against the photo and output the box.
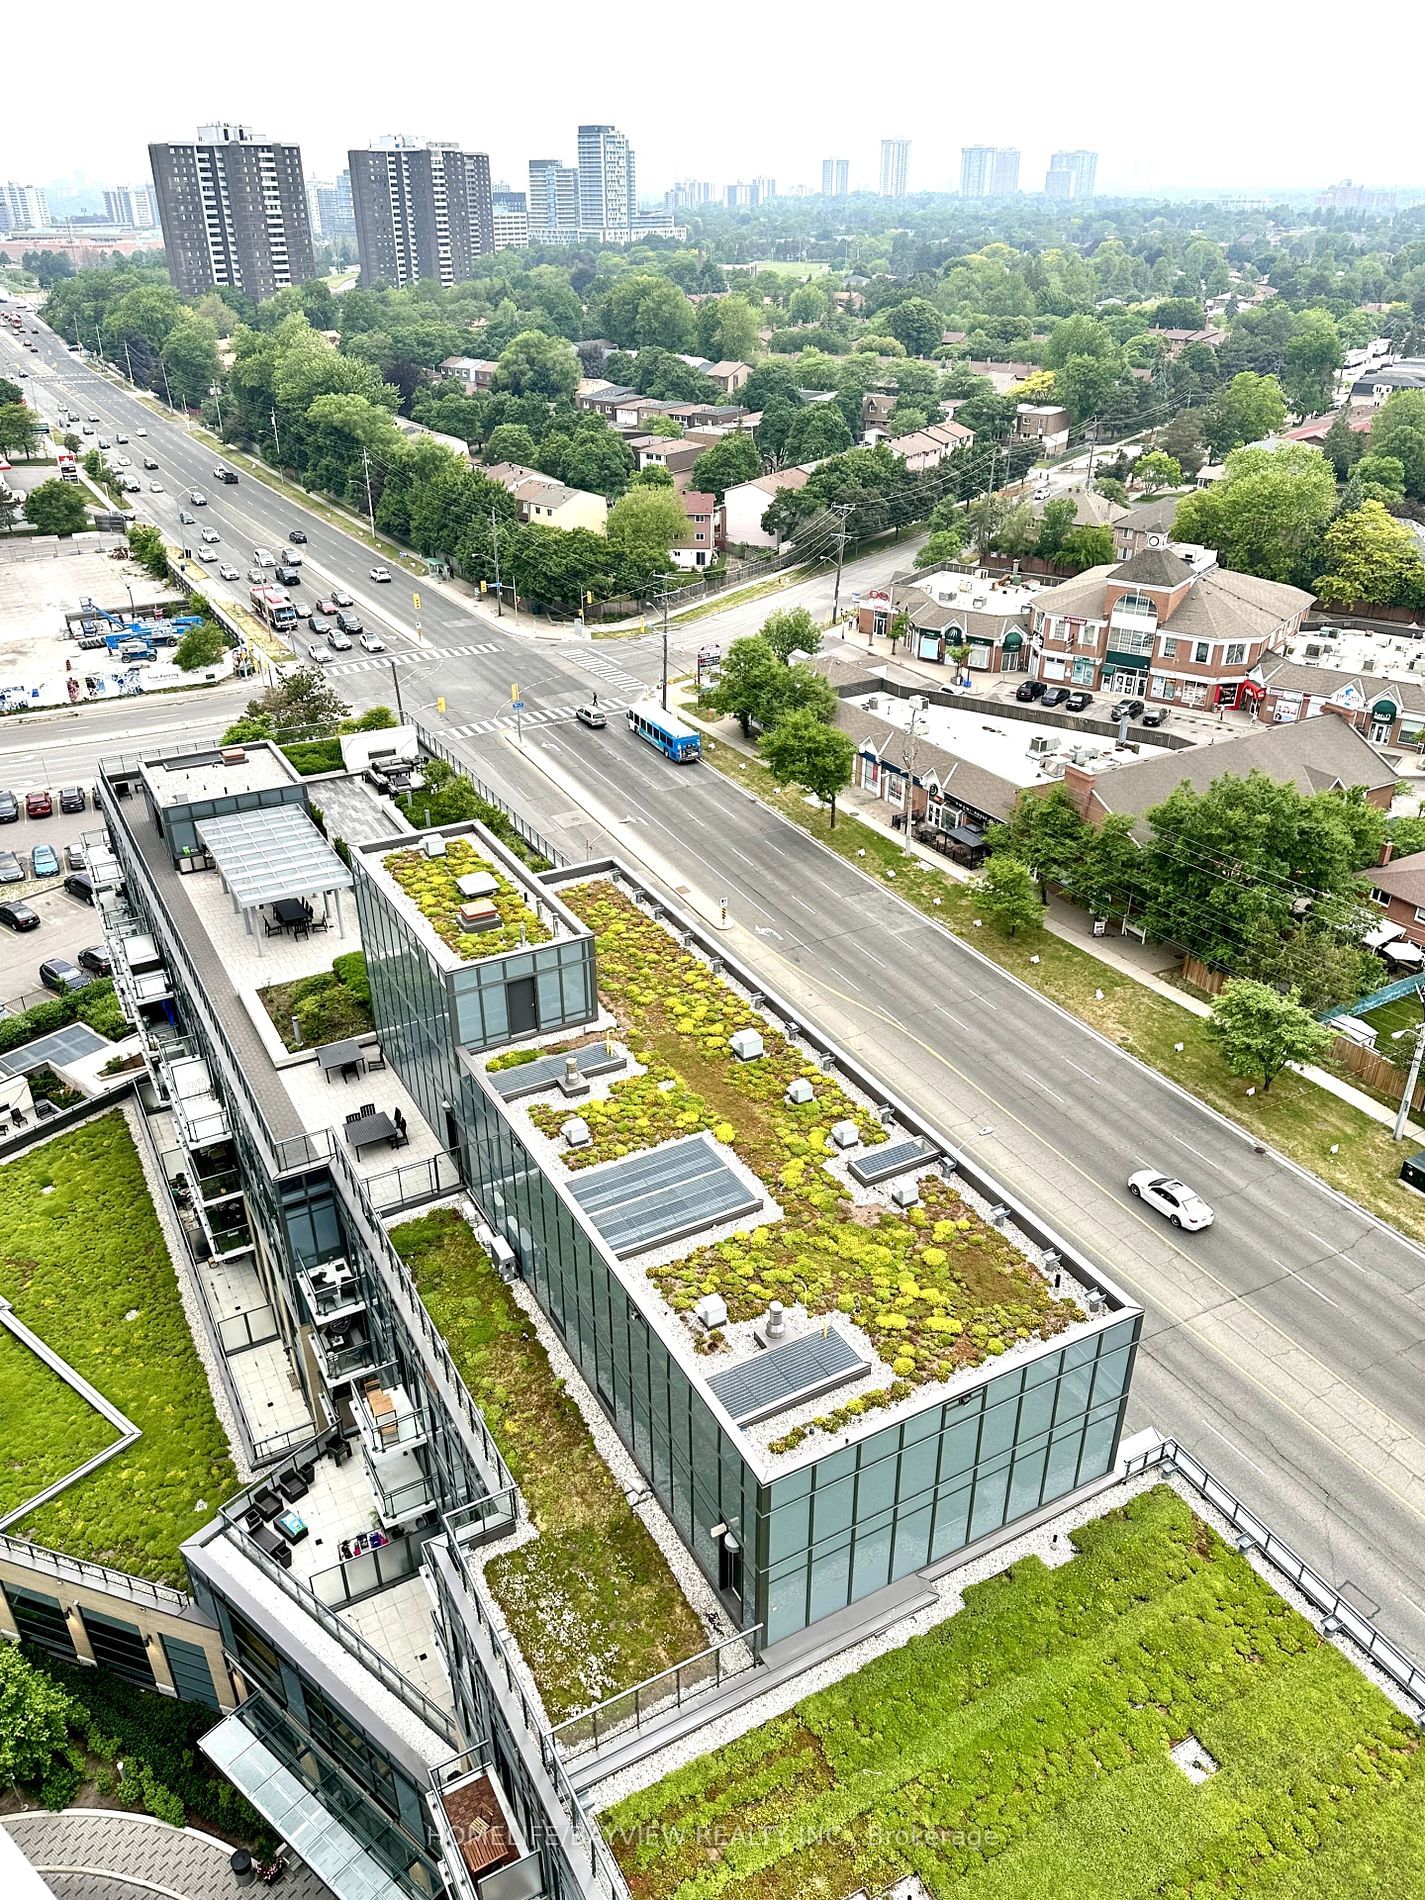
[163,1633,221,1707]
[4,1584,75,1658]
[81,1608,155,1688]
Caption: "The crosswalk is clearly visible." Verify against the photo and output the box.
[325,640,500,677]
[553,642,653,702]
[448,700,630,739]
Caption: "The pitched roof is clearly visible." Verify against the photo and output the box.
[1080,717,1398,836]
[703,361,751,378]
[1358,849,1425,905]
[1109,547,1196,588]
[735,466,812,497]
[483,461,544,490]
[1048,486,1128,529]
[1117,497,1182,533]
[1161,567,1314,640]
[1258,657,1425,713]
[835,704,1019,824]
[681,491,716,515]
[1028,564,1118,618]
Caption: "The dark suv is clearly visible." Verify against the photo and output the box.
[335,609,364,636]
[1015,679,1046,702]
[1110,698,1146,722]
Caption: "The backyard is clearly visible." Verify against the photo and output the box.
[392,1208,705,1721]
[607,1484,1425,1900]
[0,1112,240,1583]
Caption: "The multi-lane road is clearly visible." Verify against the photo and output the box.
[8,311,1425,1657]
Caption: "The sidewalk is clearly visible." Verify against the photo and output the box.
[679,694,1416,1137]
[3,1809,327,1900]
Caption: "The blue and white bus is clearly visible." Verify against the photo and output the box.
[626,699,701,763]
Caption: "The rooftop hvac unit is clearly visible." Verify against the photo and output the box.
[1027,734,1060,756]
[866,695,880,710]
[422,834,448,858]
[456,871,498,900]
[694,1293,729,1330]
[729,1028,765,1061]
[561,1116,591,1148]
[910,695,929,712]
[220,746,247,764]
[830,1119,860,1149]
[889,1179,920,1209]
[457,900,500,932]
[785,1077,815,1105]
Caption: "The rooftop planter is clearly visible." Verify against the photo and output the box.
[384,839,551,961]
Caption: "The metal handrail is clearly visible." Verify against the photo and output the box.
[0,1528,190,1610]
[1126,1439,1425,1710]
[547,1624,764,1759]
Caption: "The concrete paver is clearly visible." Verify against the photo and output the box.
[3,1809,327,1900]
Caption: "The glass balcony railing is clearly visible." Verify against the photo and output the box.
[311,1325,377,1387]
[363,1445,434,1527]
[354,1369,427,1454]
[299,1260,366,1325]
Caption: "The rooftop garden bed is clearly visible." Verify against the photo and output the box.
[537,885,1076,1440]
[393,1208,704,1721]
[384,837,551,961]
[0,1113,240,1584]
[607,1484,1425,1900]
[259,951,373,1052]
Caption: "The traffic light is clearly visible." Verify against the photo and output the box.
[436,696,446,715]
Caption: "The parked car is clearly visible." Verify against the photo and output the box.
[369,565,392,582]
[77,945,112,976]
[40,957,90,994]
[335,609,363,635]
[1140,706,1168,728]
[288,528,308,543]
[1015,679,1047,702]
[1040,687,1070,708]
[575,704,607,729]
[65,842,85,871]
[358,630,386,653]
[63,872,94,905]
[25,790,52,818]
[0,852,24,884]
[0,790,17,823]
[0,902,39,931]
[1065,691,1094,712]
[29,844,59,878]
[1127,1170,1214,1231]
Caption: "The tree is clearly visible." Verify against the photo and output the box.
[977,855,1044,938]
[1368,390,1425,500]
[0,488,20,535]
[493,331,579,401]
[1055,354,1120,426]
[1321,408,1365,480]
[1284,309,1343,416]
[1240,926,1379,1018]
[761,710,855,828]
[690,431,762,502]
[0,1644,72,1789]
[0,377,22,405]
[1036,496,1077,560]
[1201,371,1288,458]
[175,622,227,671]
[1352,453,1406,505]
[782,404,854,464]
[916,526,967,568]
[485,423,538,466]
[1043,315,1117,368]
[1172,443,1335,585]
[0,403,39,456]
[1057,524,1115,571]
[1151,298,1207,331]
[160,316,221,407]
[1071,812,1141,922]
[1158,410,1206,481]
[698,295,760,363]
[1204,979,1332,1092]
[879,298,944,359]
[606,484,691,574]
[1132,450,1183,491]
[760,606,821,662]
[225,667,350,742]
[127,522,169,579]
[709,636,790,736]
[990,786,1091,900]
[23,479,87,535]
[1314,501,1425,607]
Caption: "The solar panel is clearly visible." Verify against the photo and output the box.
[568,1134,760,1257]
[0,1024,109,1075]
[488,1045,626,1101]
[706,1328,870,1426]
[848,1136,937,1186]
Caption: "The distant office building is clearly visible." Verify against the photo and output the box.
[492,191,529,251]
[821,157,849,198]
[527,158,579,241]
[960,145,1020,199]
[879,138,910,197]
[149,124,314,298]
[750,176,776,205]
[307,171,355,239]
[1045,150,1097,199]
[348,136,493,288]
[103,184,157,228]
[725,182,752,209]
[578,123,636,233]
[0,182,50,232]
[1317,179,1397,213]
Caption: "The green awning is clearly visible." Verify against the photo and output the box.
[1373,698,1398,719]
[1001,629,1023,650]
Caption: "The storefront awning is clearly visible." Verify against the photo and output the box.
[1373,698,1398,719]
[1001,629,1023,650]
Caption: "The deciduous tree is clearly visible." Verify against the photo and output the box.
[760,710,855,828]
[23,479,87,535]
[1204,979,1332,1091]
[977,855,1044,938]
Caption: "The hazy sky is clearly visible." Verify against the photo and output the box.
[10,2,1424,202]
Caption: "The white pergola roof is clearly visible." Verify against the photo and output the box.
[197,806,353,909]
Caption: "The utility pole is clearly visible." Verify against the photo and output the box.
[270,408,282,467]
[210,383,223,436]
[659,581,672,711]
[977,443,1000,561]
[122,338,134,385]
[902,697,923,831]
[1084,420,1099,488]
[389,659,405,725]
[829,502,853,624]
[1395,1019,1425,1140]
[489,508,503,617]
[361,447,376,535]
[160,357,179,422]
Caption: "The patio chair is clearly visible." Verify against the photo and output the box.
[345,1110,364,1125]
[358,1102,377,1117]
[365,1046,387,1071]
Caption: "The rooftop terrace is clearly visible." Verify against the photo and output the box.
[503,882,1091,1466]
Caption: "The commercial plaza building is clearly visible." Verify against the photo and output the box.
[0,737,1141,1900]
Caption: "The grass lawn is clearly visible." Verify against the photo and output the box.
[0,1113,240,1582]
[699,739,1425,1248]
[607,1485,1425,1900]
[0,1328,118,1520]
[1361,993,1425,1044]
[392,1209,705,1720]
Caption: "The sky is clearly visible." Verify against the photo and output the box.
[9,1,1425,205]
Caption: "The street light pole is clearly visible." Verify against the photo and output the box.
[1395,1019,1425,1140]
[489,508,503,617]
[389,660,405,725]
[830,502,853,624]
[659,582,671,711]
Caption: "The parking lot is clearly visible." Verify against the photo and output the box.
[0,790,103,1011]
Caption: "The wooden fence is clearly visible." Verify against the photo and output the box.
[1180,956,1227,997]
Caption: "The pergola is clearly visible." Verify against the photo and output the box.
[197,807,354,955]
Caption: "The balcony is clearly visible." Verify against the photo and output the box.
[311,1315,378,1389]
[354,1370,427,1455]
[442,1492,519,1594]
[428,1750,540,1900]
[300,1258,366,1326]
[362,1441,434,1528]
[164,1052,230,1150]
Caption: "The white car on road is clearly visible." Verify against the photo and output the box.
[1127,1171,1214,1231]
[369,565,392,583]
[218,564,240,581]
[358,630,386,653]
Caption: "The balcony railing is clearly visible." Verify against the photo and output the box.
[428,1750,540,1900]
[0,1528,190,1612]
[216,1304,279,1355]
[299,1259,365,1324]
[311,1324,378,1387]
[355,1370,427,1454]
[363,1445,434,1527]
[548,1624,763,1761]
[365,1148,464,1214]
[443,1490,520,1594]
